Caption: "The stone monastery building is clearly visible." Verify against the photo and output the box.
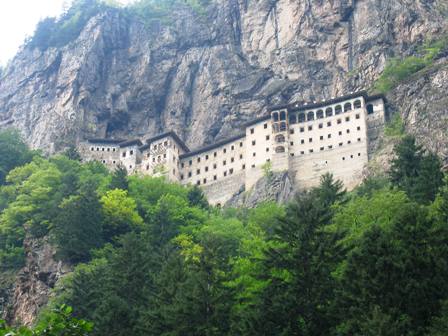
[80,91,386,205]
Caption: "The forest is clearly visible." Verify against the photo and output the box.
[0,126,447,335]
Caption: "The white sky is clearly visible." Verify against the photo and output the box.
[0,0,134,66]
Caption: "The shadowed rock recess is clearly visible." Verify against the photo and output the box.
[0,0,446,162]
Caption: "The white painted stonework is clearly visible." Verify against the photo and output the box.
[79,92,385,205]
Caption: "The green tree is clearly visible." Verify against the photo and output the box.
[109,165,128,190]
[389,135,443,203]
[187,185,209,209]
[52,184,103,263]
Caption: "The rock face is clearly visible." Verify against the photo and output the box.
[0,0,446,156]
[2,236,71,326]
[226,171,295,208]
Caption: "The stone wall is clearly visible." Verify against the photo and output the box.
[202,171,246,206]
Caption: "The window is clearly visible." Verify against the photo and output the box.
[153,158,156,162]
[266,147,270,152]
[326,107,333,117]
[275,134,285,143]
[354,100,362,109]
[266,135,270,140]
[301,139,305,144]
[328,145,333,149]
[214,175,217,180]
[347,140,351,144]
[308,126,313,131]
[280,111,286,121]
[242,164,246,170]
[250,128,254,134]
[197,181,200,185]
[231,157,234,163]
[223,160,226,166]
[328,134,332,139]
[290,129,295,134]
[346,129,350,134]
[146,164,149,170]
[316,110,324,119]
[320,136,324,140]
[309,149,314,153]
[357,138,361,142]
[107,148,110,152]
[252,164,256,168]
[197,169,200,175]
[298,113,306,123]
[338,131,342,136]
[275,146,286,153]
[181,174,184,180]
[307,111,315,121]
[290,141,294,146]
[181,162,185,168]
[252,140,256,146]
[356,114,360,119]
[320,147,324,151]
[358,153,361,156]
[290,153,295,157]
[102,148,105,151]
[229,168,234,175]
[224,171,227,177]
[350,155,354,159]
[342,157,345,161]
[153,145,157,150]
[122,152,126,157]
[367,104,374,115]
[240,142,243,147]
[344,102,352,112]
[113,148,116,152]
[163,154,166,158]
[345,116,350,122]
[189,160,192,166]
[90,147,94,151]
[264,123,268,129]
[319,123,323,129]
[357,126,361,131]
[223,148,227,153]
[213,164,217,169]
[337,119,342,124]
[188,172,192,177]
[309,138,313,143]
[197,157,201,163]
[240,154,243,159]
[327,121,332,127]
[203,178,207,184]
[300,151,305,155]
[300,127,305,133]
[253,152,256,157]
[339,142,343,147]
[214,152,217,157]
[205,166,209,172]
[273,112,279,122]
[335,105,342,115]
[231,145,234,150]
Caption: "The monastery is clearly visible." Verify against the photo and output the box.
[79,91,386,205]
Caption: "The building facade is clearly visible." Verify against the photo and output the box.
[79,92,386,205]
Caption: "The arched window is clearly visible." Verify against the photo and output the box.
[275,134,286,143]
[354,100,362,109]
[344,102,352,112]
[298,113,306,123]
[279,122,287,131]
[325,107,333,117]
[272,112,279,122]
[275,146,285,153]
[335,105,342,115]
[367,104,374,115]
[307,111,315,121]
[289,114,297,124]
[280,111,286,121]
[316,109,324,119]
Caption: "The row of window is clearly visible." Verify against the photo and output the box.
[180,143,244,167]
[288,138,363,156]
[90,147,117,152]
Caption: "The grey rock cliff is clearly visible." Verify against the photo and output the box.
[0,0,446,157]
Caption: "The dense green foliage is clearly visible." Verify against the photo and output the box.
[1,129,448,335]
[373,35,448,93]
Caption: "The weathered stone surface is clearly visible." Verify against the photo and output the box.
[226,171,295,208]
[0,0,446,156]
[3,236,71,326]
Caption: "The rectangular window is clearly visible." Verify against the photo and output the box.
[308,126,313,131]
[253,152,256,157]
[224,171,227,177]
[300,127,305,133]
[181,162,185,168]
[250,128,254,134]
[180,174,184,180]
[320,136,324,140]
[266,148,270,152]
[309,149,314,153]
[266,135,270,140]
[252,140,256,146]
[213,164,217,169]
[197,157,201,163]
[290,142,294,146]
[197,169,200,175]
[290,129,295,134]
[214,175,217,180]
[345,117,350,122]
[197,181,200,185]
[223,160,226,166]
[346,129,350,134]
[301,139,305,144]
[205,166,209,172]
[264,123,268,129]
[188,172,192,177]
[320,147,324,151]
[242,164,246,170]
[240,154,243,159]
[300,151,305,155]
[214,152,217,157]
[231,157,234,163]
[319,123,323,129]
[327,122,331,127]
[347,140,351,144]
[251,164,255,168]
[328,145,333,149]
[122,152,126,158]
[356,114,360,119]
[337,119,342,124]
[309,138,313,143]
[229,168,234,175]
[153,158,156,162]
[339,131,342,136]
[205,155,209,160]
[357,126,361,131]
[223,148,227,153]
[357,138,361,142]
[189,160,192,166]
[339,142,343,147]
[231,145,234,150]
[203,178,207,184]
[240,142,243,147]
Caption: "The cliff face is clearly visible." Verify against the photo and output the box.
[0,0,446,157]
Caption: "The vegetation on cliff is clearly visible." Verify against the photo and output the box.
[0,128,447,335]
